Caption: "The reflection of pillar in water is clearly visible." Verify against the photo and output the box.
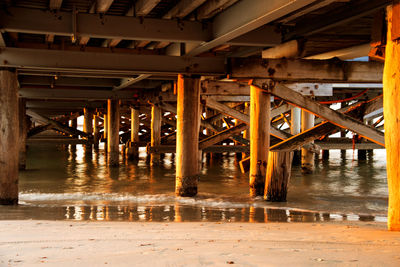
[249,206,255,223]
[174,203,182,222]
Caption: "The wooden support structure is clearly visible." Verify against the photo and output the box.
[301,109,315,173]
[249,85,270,196]
[93,112,100,149]
[107,99,120,166]
[265,151,293,202]
[150,104,162,166]
[176,75,201,197]
[383,4,400,231]
[18,98,27,170]
[291,107,301,164]
[83,107,94,149]
[126,107,140,160]
[199,123,248,150]
[0,70,19,204]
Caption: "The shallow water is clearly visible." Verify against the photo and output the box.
[0,144,388,223]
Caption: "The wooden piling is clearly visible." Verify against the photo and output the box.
[107,99,120,166]
[151,104,162,166]
[126,107,140,160]
[93,112,100,149]
[175,75,201,197]
[0,70,19,205]
[301,109,314,173]
[291,107,301,165]
[242,102,250,159]
[83,107,94,150]
[18,98,27,170]
[265,151,293,202]
[249,85,270,196]
[383,4,400,231]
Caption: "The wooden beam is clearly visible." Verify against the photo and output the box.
[199,123,247,150]
[0,48,225,76]
[0,7,211,43]
[113,74,152,91]
[136,0,161,16]
[196,0,239,20]
[230,58,383,83]
[252,81,385,146]
[149,145,249,153]
[163,0,207,19]
[96,0,114,13]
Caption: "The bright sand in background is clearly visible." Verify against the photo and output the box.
[1,221,400,266]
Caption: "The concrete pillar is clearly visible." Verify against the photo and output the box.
[0,70,19,204]
[150,104,162,166]
[107,99,120,166]
[301,109,314,173]
[291,107,301,165]
[175,75,201,197]
[126,107,140,160]
[249,85,270,196]
[383,4,400,231]
[18,98,27,170]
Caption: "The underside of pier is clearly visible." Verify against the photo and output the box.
[0,0,398,230]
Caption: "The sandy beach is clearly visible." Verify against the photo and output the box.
[1,220,399,266]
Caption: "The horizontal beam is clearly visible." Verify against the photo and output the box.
[186,0,318,56]
[199,123,248,150]
[255,82,385,147]
[27,138,90,145]
[19,88,139,100]
[148,145,249,153]
[0,7,211,43]
[230,58,383,83]
[0,48,226,75]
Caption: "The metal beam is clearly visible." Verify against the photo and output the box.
[0,7,211,43]
[0,48,225,75]
[185,0,318,56]
[230,58,383,83]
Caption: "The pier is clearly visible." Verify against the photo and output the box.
[0,0,398,231]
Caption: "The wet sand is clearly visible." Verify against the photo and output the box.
[1,221,400,266]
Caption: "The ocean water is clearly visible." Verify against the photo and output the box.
[0,144,388,223]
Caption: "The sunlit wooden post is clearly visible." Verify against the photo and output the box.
[0,70,19,204]
[249,85,270,196]
[175,75,201,197]
[291,107,301,164]
[18,98,27,170]
[126,107,140,160]
[383,4,400,231]
[151,104,161,166]
[83,107,94,150]
[107,99,120,166]
[242,102,250,159]
[301,109,314,173]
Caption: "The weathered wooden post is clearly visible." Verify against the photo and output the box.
[291,107,301,165]
[83,107,94,150]
[301,109,314,173]
[249,85,270,196]
[242,102,250,159]
[383,4,400,231]
[265,151,293,202]
[126,107,140,160]
[107,99,120,166]
[93,112,100,149]
[0,70,19,204]
[151,104,162,166]
[18,98,27,170]
[175,75,201,197]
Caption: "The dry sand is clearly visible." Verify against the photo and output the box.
[1,220,400,266]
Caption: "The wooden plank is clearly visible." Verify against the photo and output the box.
[148,145,249,153]
[230,58,383,83]
[136,0,161,16]
[163,0,207,19]
[199,123,247,149]
[253,81,385,146]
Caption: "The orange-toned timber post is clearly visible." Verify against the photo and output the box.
[175,75,201,197]
[126,107,140,160]
[301,109,315,173]
[0,69,19,204]
[291,107,301,164]
[107,99,120,166]
[249,85,270,196]
[150,104,161,166]
[242,102,250,159]
[384,4,400,231]
[93,112,100,149]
